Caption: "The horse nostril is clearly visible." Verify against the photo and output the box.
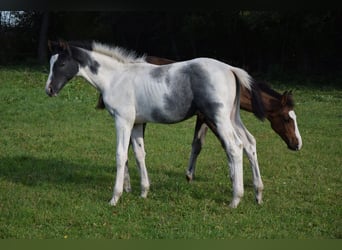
[46,86,54,96]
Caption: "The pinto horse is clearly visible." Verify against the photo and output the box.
[96,56,302,182]
[45,40,266,208]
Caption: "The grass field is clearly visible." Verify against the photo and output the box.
[0,65,341,239]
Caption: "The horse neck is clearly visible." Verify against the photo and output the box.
[77,51,123,92]
[240,86,281,120]
[259,91,282,119]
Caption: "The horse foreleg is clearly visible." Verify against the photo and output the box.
[110,118,133,206]
[131,124,149,198]
[186,115,208,181]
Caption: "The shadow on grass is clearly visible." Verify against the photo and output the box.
[0,155,196,192]
[0,155,112,188]
[0,155,251,205]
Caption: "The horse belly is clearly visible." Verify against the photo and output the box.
[134,95,195,124]
[134,82,195,124]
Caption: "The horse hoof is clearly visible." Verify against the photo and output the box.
[229,198,241,208]
[109,193,121,206]
[140,189,149,198]
[109,198,117,206]
[229,203,238,208]
[255,192,263,205]
[185,173,194,182]
[256,198,263,205]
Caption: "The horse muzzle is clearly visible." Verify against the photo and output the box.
[46,85,58,97]
[287,142,302,151]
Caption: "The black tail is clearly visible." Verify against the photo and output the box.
[250,81,266,121]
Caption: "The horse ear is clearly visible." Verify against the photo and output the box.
[281,91,288,106]
[58,39,72,55]
[47,40,52,52]
[47,40,59,53]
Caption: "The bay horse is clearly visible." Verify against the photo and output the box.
[96,55,303,183]
[45,40,266,208]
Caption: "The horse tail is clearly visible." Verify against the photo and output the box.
[230,67,266,121]
[96,93,106,109]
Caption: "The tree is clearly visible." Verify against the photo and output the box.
[37,12,49,64]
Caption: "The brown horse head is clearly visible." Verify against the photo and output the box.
[266,89,302,151]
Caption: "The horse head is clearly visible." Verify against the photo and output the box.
[45,40,79,97]
[269,90,302,151]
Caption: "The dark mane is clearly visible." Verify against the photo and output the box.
[256,81,295,107]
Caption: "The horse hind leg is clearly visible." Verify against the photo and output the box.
[243,134,263,204]
[186,115,208,182]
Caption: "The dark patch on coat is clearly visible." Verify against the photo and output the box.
[184,63,223,123]
[70,46,99,74]
[149,65,171,85]
[150,70,195,123]
[151,62,223,124]
[150,66,167,79]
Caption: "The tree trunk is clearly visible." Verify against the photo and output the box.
[37,12,49,64]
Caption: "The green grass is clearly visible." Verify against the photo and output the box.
[0,66,341,239]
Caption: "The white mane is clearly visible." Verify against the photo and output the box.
[92,41,146,63]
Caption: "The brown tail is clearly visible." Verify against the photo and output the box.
[96,93,106,109]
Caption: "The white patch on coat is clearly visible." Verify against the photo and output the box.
[289,110,303,150]
[45,54,58,91]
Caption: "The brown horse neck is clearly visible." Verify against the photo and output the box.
[240,86,254,112]
[240,85,281,120]
[259,92,282,118]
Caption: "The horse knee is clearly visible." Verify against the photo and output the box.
[116,150,128,167]
[227,143,243,165]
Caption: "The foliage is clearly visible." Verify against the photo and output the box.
[0,66,341,239]
[0,11,341,75]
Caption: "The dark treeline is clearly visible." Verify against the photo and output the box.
[0,11,341,76]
